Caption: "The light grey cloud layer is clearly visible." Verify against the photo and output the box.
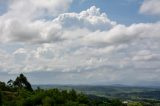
[140,0,160,16]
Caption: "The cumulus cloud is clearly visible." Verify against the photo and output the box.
[140,0,160,16]
[54,6,116,31]
[84,22,160,45]
[0,5,117,43]
[0,0,73,43]
[2,0,72,19]
[0,0,160,85]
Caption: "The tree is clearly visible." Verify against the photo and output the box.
[77,93,89,104]
[42,96,52,106]
[0,91,2,106]
[14,74,33,91]
[128,102,143,106]
[69,89,77,101]
[7,79,14,88]
[0,81,6,90]
[111,99,124,106]
[65,101,79,106]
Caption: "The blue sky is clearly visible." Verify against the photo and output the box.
[0,0,160,86]
[70,0,159,25]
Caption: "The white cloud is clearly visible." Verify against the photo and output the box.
[0,2,160,85]
[0,0,73,43]
[54,6,116,31]
[132,50,153,61]
[84,22,160,45]
[140,0,160,16]
[3,0,72,19]
[0,6,116,43]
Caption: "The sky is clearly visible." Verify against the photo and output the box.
[0,0,160,86]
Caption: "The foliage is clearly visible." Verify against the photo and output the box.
[0,81,6,91]
[0,74,157,106]
[110,99,125,106]
[13,74,33,91]
[128,102,143,106]
[0,91,2,106]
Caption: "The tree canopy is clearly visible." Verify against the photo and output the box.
[13,74,33,91]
